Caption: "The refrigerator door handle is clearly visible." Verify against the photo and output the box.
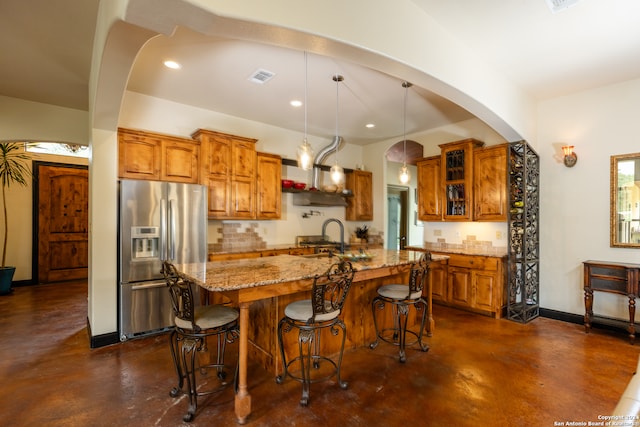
[160,198,167,261]
[131,280,168,291]
[169,199,176,261]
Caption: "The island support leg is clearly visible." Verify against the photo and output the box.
[628,295,636,345]
[235,302,252,424]
[426,274,434,336]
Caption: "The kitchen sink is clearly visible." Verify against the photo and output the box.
[299,252,336,259]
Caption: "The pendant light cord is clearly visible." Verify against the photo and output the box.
[402,81,409,167]
[304,52,308,140]
[335,74,340,162]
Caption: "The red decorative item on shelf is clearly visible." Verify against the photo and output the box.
[281,179,294,189]
[293,182,306,190]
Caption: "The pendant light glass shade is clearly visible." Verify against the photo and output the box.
[399,164,410,184]
[398,81,412,184]
[297,52,314,170]
[331,74,345,185]
[297,139,313,170]
[330,163,345,185]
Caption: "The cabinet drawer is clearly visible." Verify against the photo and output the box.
[447,254,499,271]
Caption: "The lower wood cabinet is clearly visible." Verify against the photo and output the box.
[429,257,448,301]
[429,252,506,318]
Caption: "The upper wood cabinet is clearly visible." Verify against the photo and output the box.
[418,138,513,223]
[192,129,257,219]
[256,152,282,219]
[440,139,484,221]
[417,156,442,221]
[474,144,508,221]
[345,170,373,221]
[118,128,199,183]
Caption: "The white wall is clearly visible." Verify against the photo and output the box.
[0,96,88,281]
[0,95,88,144]
[538,77,640,319]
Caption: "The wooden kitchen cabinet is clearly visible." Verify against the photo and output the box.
[474,144,508,221]
[434,252,506,318]
[256,152,281,219]
[346,170,373,221]
[429,257,448,301]
[449,266,473,307]
[440,139,484,221]
[417,156,442,221]
[118,128,199,183]
[192,129,257,219]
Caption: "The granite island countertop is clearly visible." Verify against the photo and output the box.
[405,244,508,258]
[176,249,449,292]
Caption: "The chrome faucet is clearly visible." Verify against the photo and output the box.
[322,218,345,254]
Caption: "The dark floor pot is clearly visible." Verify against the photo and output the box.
[0,266,15,295]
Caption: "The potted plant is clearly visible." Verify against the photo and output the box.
[0,142,31,295]
[355,225,369,244]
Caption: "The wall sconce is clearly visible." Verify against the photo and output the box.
[562,145,577,167]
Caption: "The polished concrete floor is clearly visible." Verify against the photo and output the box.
[2,279,639,426]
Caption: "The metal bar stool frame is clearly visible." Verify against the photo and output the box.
[275,259,355,406]
[369,252,432,362]
[163,262,239,422]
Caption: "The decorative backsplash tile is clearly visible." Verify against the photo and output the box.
[210,222,267,252]
[423,234,507,256]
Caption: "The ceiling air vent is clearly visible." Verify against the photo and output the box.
[545,0,582,13]
[248,69,275,84]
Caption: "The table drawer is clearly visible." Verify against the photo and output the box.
[590,265,627,280]
[590,277,628,293]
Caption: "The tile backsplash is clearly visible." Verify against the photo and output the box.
[209,222,267,252]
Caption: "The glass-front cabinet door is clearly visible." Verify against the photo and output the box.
[440,139,484,221]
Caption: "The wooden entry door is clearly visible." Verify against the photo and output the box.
[37,163,89,283]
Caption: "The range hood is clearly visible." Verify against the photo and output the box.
[292,191,348,207]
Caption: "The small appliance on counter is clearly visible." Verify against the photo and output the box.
[118,179,207,341]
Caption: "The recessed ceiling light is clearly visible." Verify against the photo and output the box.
[365,123,375,128]
[290,100,302,107]
[163,60,181,69]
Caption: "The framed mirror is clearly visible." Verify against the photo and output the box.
[611,152,640,247]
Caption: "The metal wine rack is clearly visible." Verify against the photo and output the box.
[507,141,540,323]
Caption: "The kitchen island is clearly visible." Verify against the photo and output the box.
[175,248,448,424]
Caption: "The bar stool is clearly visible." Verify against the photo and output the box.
[162,262,239,422]
[369,252,431,362]
[275,259,355,406]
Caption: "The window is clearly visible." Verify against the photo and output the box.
[25,142,90,158]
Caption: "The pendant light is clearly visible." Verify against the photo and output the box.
[296,52,314,170]
[398,81,412,184]
[330,74,345,185]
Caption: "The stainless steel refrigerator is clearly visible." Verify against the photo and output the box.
[118,179,207,341]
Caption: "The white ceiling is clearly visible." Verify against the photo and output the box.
[2,0,640,145]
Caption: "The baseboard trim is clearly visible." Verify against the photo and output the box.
[539,308,582,324]
[87,318,121,348]
[540,307,640,335]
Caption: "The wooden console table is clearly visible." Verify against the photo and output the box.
[583,260,640,344]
